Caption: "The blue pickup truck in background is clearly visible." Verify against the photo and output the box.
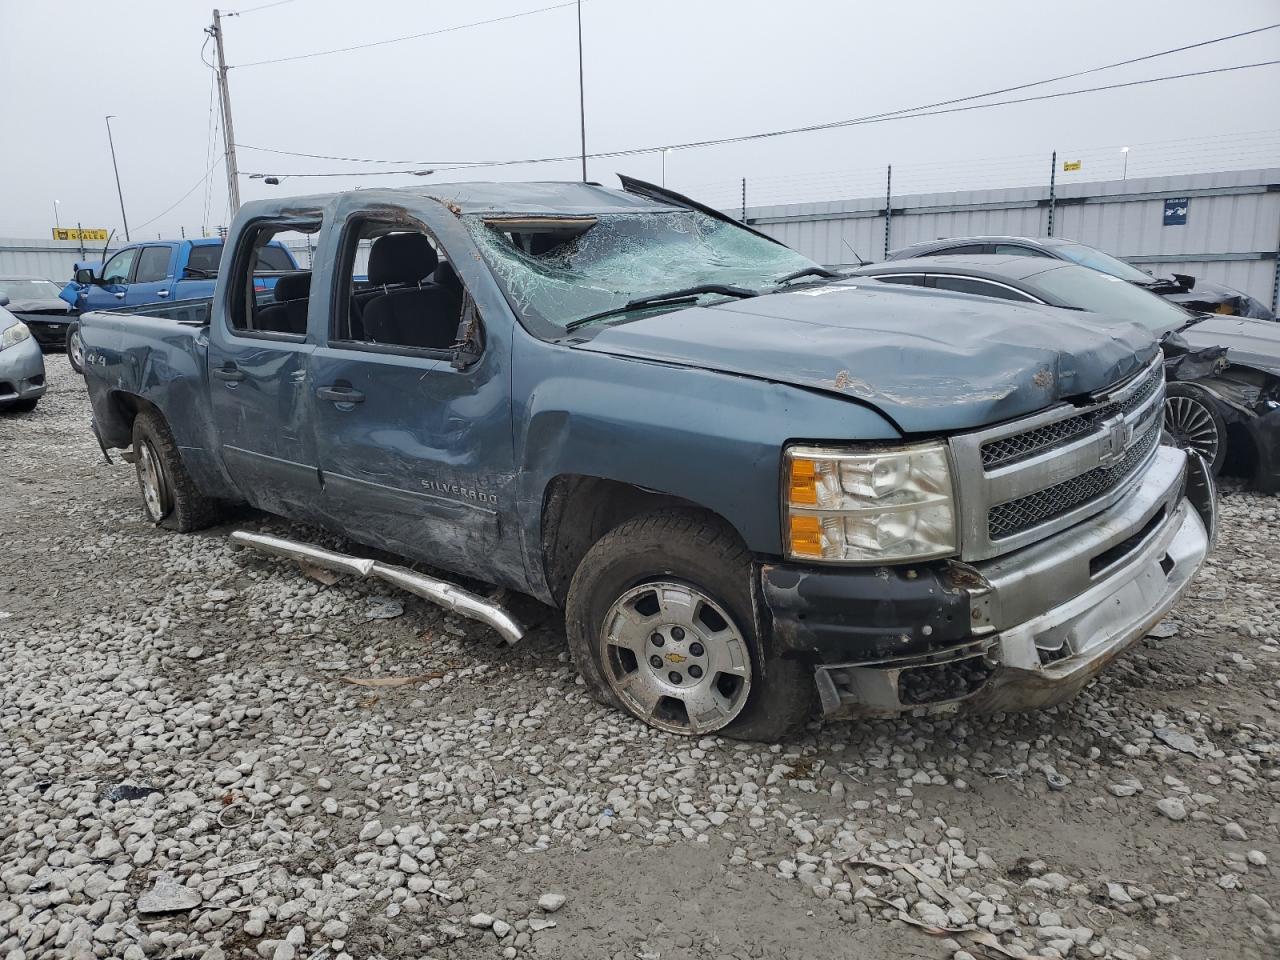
[75,178,1215,741]
[60,237,299,371]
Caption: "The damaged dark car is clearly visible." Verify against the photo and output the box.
[850,255,1280,491]
[886,236,1276,321]
[0,275,77,347]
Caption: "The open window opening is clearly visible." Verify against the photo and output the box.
[332,218,471,355]
[229,218,321,336]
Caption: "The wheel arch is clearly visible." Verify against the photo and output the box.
[538,474,750,608]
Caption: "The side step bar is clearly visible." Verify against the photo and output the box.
[229,530,525,645]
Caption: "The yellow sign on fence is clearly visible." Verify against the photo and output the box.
[1062,160,1082,172]
[52,227,109,241]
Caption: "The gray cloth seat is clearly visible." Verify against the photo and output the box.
[361,234,457,349]
[256,272,310,334]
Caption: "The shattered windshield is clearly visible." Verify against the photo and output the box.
[466,210,819,332]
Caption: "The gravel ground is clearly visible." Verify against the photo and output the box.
[1,355,1278,960]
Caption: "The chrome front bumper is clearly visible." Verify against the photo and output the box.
[814,447,1214,716]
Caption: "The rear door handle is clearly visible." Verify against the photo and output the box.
[317,384,365,404]
[213,365,245,382]
[157,289,170,298]
[113,292,125,299]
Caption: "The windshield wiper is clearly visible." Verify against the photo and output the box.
[773,266,839,286]
[564,284,758,332]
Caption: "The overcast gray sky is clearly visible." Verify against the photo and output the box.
[2,0,1277,238]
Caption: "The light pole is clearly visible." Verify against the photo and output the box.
[576,0,587,182]
[662,148,672,187]
[1121,146,1130,181]
[53,200,61,230]
[105,116,131,241]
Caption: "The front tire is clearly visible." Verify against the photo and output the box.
[130,409,221,531]
[565,509,814,742]
[1164,382,1227,474]
[66,322,85,374]
[4,398,38,413]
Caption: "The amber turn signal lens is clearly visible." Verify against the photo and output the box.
[788,514,823,557]
[788,458,818,506]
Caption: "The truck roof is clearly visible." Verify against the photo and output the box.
[242,181,683,218]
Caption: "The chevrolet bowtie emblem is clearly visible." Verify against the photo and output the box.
[665,652,687,664]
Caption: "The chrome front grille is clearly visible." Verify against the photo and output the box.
[949,356,1166,561]
[987,418,1162,540]
[981,411,1098,469]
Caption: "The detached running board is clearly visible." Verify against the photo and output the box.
[229,530,525,645]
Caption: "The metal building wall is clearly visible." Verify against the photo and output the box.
[0,238,122,281]
[746,167,1280,308]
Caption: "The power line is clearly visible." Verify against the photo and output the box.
[133,157,225,233]
[239,59,1280,178]
[233,0,583,69]
[234,22,1280,166]
[229,0,299,14]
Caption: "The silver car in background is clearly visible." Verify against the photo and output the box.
[0,301,47,412]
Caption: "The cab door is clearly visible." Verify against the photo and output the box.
[206,216,323,519]
[84,246,137,311]
[126,245,176,306]
[306,203,519,584]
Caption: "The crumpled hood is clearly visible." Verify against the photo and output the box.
[7,297,72,314]
[1182,315,1280,375]
[575,281,1159,433]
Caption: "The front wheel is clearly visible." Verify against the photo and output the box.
[1164,382,1227,474]
[66,322,85,374]
[565,509,814,741]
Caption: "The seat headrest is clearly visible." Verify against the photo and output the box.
[274,272,311,302]
[369,233,438,286]
[434,260,461,290]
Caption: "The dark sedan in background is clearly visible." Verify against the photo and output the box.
[0,275,77,347]
[849,255,1280,491]
[887,236,1275,321]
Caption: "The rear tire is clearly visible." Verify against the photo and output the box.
[565,508,814,742]
[130,409,221,532]
[4,398,38,413]
[66,322,84,374]
[1164,382,1227,474]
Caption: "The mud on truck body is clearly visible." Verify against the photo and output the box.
[77,178,1217,741]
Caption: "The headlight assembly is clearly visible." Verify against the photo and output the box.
[784,442,957,563]
[0,322,32,351]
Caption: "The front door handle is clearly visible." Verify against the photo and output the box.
[317,384,365,404]
[213,364,245,382]
[113,291,125,299]
[157,289,170,298]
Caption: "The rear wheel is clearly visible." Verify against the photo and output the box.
[66,323,84,374]
[1164,382,1227,474]
[130,409,221,531]
[565,509,814,741]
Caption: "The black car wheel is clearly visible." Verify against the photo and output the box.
[130,409,222,531]
[66,322,85,374]
[1164,382,1227,474]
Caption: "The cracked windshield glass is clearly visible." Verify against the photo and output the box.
[467,209,820,330]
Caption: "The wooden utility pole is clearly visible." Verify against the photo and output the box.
[210,9,241,212]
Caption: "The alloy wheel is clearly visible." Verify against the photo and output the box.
[1164,395,1220,466]
[598,580,752,735]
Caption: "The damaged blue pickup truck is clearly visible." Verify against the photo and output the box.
[78,178,1216,741]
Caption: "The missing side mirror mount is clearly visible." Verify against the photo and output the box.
[450,297,484,370]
